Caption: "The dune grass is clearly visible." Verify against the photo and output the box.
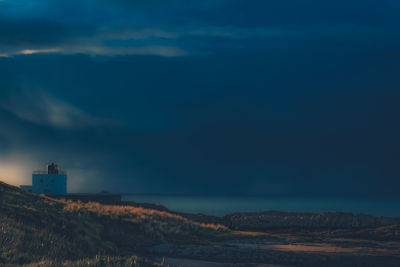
[64,200,227,242]
[0,181,229,266]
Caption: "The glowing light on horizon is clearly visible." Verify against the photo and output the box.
[0,158,37,187]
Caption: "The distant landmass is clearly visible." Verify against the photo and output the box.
[1,181,400,266]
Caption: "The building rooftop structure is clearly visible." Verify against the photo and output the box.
[20,163,67,195]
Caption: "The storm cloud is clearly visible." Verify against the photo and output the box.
[0,0,399,197]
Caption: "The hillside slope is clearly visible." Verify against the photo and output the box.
[2,181,400,267]
[0,181,226,266]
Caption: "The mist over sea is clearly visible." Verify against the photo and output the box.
[123,195,400,217]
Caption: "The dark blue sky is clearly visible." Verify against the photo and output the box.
[0,0,400,197]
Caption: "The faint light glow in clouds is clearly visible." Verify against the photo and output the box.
[1,90,105,129]
[0,45,187,58]
[0,48,61,58]
[19,48,61,55]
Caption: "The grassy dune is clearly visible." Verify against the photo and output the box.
[0,181,227,266]
[4,180,399,267]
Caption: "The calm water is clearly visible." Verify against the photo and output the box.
[123,195,400,217]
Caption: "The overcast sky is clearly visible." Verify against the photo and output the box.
[1,0,400,197]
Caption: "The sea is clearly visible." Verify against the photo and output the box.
[122,195,400,217]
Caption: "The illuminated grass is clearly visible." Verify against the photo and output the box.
[0,181,229,265]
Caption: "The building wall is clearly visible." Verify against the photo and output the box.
[32,174,67,195]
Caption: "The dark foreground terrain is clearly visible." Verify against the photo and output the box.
[1,181,400,266]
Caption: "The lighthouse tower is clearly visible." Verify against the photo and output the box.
[21,163,67,195]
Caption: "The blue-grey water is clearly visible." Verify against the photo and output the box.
[122,195,400,217]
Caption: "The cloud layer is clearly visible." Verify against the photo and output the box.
[1,0,399,57]
[0,1,400,197]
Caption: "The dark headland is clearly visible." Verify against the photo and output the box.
[1,181,400,267]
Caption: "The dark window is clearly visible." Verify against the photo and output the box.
[44,189,51,195]
[51,179,55,183]
[40,179,44,183]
